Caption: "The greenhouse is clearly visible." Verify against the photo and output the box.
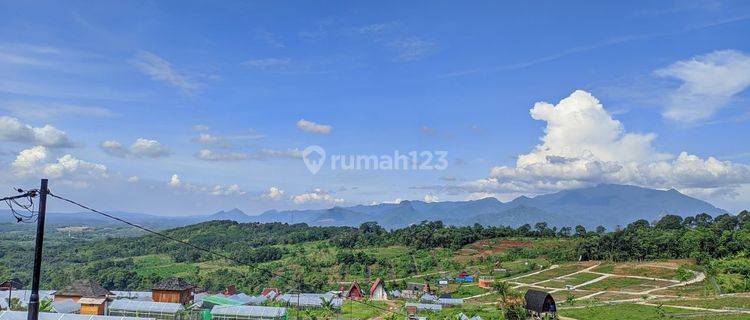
[107,300,185,320]
[0,311,153,320]
[210,306,287,320]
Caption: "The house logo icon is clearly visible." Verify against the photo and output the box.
[302,145,326,175]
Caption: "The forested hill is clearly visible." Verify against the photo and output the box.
[1,210,749,294]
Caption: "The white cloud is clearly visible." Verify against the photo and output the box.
[195,148,301,161]
[193,133,229,146]
[423,194,439,203]
[11,146,108,185]
[0,116,72,147]
[100,138,170,158]
[134,51,200,92]
[256,148,303,159]
[262,186,285,200]
[296,119,332,134]
[464,90,750,198]
[127,176,139,183]
[291,188,344,205]
[196,149,248,161]
[168,174,182,188]
[211,184,245,196]
[656,50,750,123]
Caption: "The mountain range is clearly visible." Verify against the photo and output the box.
[0,184,729,230]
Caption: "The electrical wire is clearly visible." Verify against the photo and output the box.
[46,191,406,317]
[2,189,39,223]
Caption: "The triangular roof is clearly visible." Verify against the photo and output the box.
[153,277,195,291]
[54,279,111,298]
[369,278,384,296]
[345,281,362,297]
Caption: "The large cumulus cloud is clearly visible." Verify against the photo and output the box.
[465,90,750,199]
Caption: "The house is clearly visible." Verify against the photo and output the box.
[78,297,107,315]
[152,277,195,304]
[344,281,363,300]
[53,279,112,303]
[455,271,474,283]
[369,278,387,301]
[0,279,23,291]
[260,288,279,298]
[523,289,557,318]
[419,293,437,303]
[401,283,430,300]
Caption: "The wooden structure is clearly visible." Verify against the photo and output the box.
[152,277,195,304]
[344,281,363,300]
[477,278,493,289]
[523,289,556,317]
[368,278,387,301]
[53,279,112,303]
[78,297,107,315]
[0,279,23,291]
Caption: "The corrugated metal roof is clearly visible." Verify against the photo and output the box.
[108,300,184,314]
[211,306,286,318]
[0,311,153,320]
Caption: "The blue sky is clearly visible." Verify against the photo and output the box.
[1,0,749,215]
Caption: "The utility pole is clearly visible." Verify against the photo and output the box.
[27,179,48,320]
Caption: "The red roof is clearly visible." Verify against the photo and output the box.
[369,278,384,296]
[261,288,279,296]
[346,281,363,299]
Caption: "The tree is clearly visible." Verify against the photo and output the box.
[574,225,587,237]
[492,279,512,305]
[655,215,683,230]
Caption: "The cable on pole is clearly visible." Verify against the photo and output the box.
[46,191,404,317]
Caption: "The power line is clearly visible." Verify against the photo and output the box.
[2,189,39,223]
[46,192,405,317]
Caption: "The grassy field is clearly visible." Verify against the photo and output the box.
[659,296,750,310]
[559,303,702,320]
[579,276,674,292]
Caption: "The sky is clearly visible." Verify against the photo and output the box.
[1,0,750,216]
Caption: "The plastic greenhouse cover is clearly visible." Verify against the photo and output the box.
[211,306,286,318]
[0,311,154,320]
[108,300,184,313]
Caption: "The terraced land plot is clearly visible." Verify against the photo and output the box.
[559,303,749,320]
[551,289,595,303]
[592,262,680,280]
[649,280,717,297]
[514,263,594,284]
[659,296,750,310]
[537,271,602,288]
[579,276,676,293]
[580,291,643,302]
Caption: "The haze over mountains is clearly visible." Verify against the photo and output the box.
[0,184,728,229]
